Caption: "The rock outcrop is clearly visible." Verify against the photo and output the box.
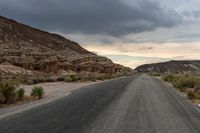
[0,62,33,81]
[0,15,133,78]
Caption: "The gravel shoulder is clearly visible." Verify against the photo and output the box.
[0,81,99,119]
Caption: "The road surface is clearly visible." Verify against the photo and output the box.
[0,74,200,133]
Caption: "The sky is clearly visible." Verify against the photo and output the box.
[0,0,200,68]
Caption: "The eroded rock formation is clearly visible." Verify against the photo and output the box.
[0,16,133,78]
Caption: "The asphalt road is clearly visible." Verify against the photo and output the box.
[0,74,200,133]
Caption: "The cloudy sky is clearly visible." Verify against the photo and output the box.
[1,0,200,68]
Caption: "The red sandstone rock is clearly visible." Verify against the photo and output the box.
[0,16,133,76]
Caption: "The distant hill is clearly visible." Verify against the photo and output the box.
[0,16,133,81]
[135,60,200,74]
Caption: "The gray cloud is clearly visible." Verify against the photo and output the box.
[139,47,154,51]
[0,0,182,37]
[181,10,200,18]
[192,10,200,18]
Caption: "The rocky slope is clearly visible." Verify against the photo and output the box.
[0,16,133,81]
[135,60,200,74]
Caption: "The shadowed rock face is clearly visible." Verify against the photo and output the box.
[135,60,200,74]
[0,16,132,75]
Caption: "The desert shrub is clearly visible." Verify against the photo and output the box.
[31,86,45,99]
[16,88,25,101]
[182,76,195,88]
[38,77,46,83]
[171,76,185,88]
[164,74,196,90]
[46,78,56,82]
[57,76,65,81]
[70,75,79,82]
[80,74,97,82]
[150,73,161,77]
[81,77,88,82]
[26,79,34,85]
[64,76,72,82]
[163,74,176,82]
[0,80,16,104]
[109,74,116,79]
[87,76,97,82]
[96,76,105,81]
[104,75,113,80]
[0,92,5,103]
[79,76,88,82]
[32,78,40,84]
[194,81,200,95]
[164,74,200,98]
[187,91,196,99]
[25,77,40,85]
[173,79,184,89]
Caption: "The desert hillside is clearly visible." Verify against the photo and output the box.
[0,16,133,82]
[135,60,200,74]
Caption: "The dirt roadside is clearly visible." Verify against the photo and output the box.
[0,81,100,119]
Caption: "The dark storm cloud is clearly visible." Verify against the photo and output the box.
[0,0,182,36]
[192,10,200,17]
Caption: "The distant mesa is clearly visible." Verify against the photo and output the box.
[135,60,200,74]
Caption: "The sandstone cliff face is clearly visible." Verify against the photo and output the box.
[0,16,132,76]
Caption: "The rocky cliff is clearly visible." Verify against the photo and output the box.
[0,16,132,81]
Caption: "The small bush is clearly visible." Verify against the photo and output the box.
[163,74,175,82]
[57,76,65,81]
[182,76,195,88]
[79,77,88,82]
[0,80,16,104]
[173,78,184,89]
[96,77,104,81]
[177,86,186,92]
[64,76,72,82]
[32,78,40,84]
[194,81,200,90]
[164,74,197,90]
[38,77,46,83]
[0,92,5,103]
[31,86,45,99]
[46,78,56,82]
[16,88,25,101]
[164,74,200,99]
[25,77,40,85]
[187,91,196,99]
[70,75,79,82]
[26,79,34,85]
[150,73,161,77]
[89,77,97,82]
